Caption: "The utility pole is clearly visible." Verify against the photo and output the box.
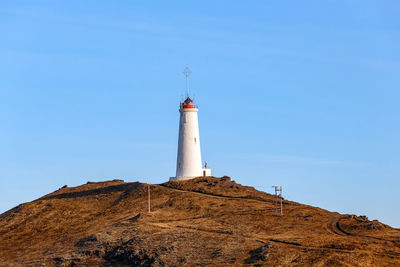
[272,186,283,216]
[280,186,283,216]
[148,184,151,213]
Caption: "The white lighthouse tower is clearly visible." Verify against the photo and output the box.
[170,68,211,181]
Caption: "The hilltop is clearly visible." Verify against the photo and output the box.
[0,177,399,266]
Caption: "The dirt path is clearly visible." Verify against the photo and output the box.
[326,216,400,249]
[326,216,349,236]
[158,184,281,205]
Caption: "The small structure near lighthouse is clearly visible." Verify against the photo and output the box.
[170,68,211,181]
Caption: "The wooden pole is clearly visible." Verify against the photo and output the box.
[280,186,283,216]
[148,184,151,213]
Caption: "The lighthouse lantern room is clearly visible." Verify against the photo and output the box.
[170,68,211,181]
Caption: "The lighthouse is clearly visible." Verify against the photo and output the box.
[170,68,211,181]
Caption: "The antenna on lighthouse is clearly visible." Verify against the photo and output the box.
[183,67,191,98]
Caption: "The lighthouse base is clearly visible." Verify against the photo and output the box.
[169,176,199,181]
[170,168,212,181]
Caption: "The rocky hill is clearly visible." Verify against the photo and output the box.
[0,177,399,266]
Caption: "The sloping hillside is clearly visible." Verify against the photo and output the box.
[0,177,399,266]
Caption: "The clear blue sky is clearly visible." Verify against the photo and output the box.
[1,1,399,227]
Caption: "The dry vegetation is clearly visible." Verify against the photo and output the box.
[0,177,399,266]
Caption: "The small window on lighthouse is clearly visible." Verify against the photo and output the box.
[184,114,187,123]
[194,137,197,144]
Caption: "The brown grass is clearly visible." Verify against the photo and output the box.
[0,177,399,266]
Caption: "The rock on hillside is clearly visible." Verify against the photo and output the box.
[0,177,400,266]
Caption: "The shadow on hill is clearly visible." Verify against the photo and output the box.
[38,182,144,201]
